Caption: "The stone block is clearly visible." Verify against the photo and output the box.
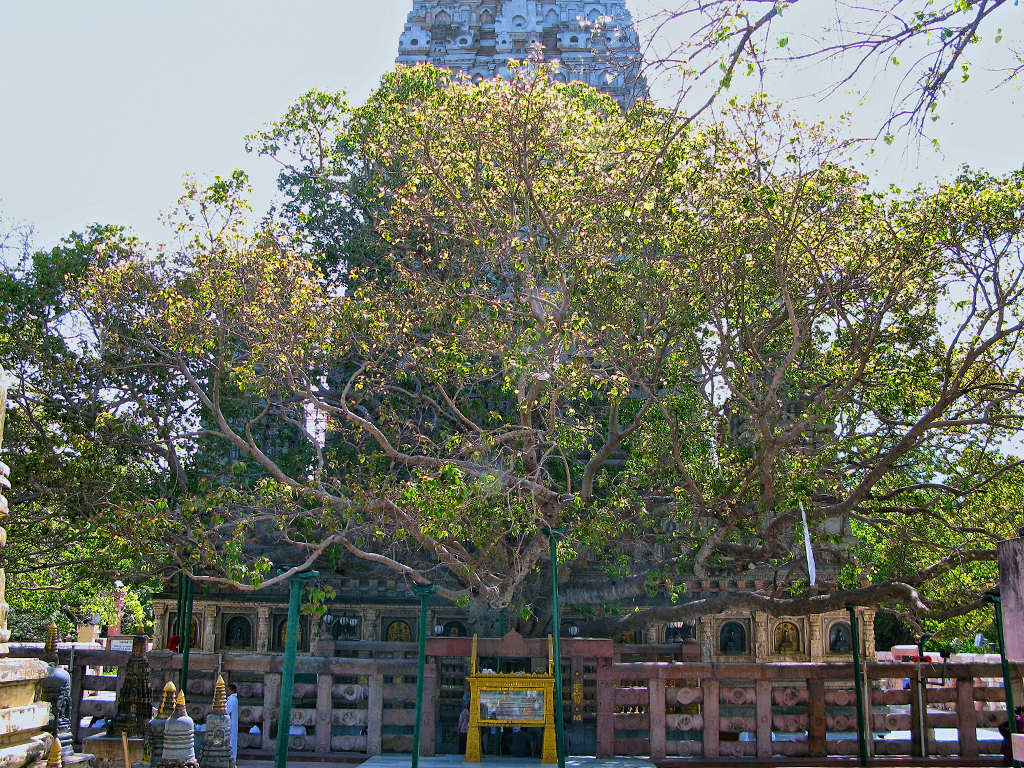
[1013,733,1024,761]
[0,704,49,737]
[0,661,47,710]
[0,733,51,768]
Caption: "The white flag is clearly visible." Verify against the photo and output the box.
[800,502,817,587]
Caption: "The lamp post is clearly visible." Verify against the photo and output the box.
[412,583,437,768]
[986,594,1020,768]
[275,570,319,768]
[542,526,566,768]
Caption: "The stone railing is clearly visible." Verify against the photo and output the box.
[596,659,1023,760]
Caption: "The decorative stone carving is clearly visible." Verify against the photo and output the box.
[202,607,217,652]
[148,681,176,768]
[108,635,153,738]
[255,608,271,653]
[41,622,74,755]
[159,691,199,768]
[199,677,232,768]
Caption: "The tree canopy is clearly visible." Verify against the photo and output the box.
[53,62,1021,641]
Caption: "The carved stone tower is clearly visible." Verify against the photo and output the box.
[0,364,56,767]
[0,362,10,652]
[396,1,647,107]
[42,622,74,755]
[198,677,232,768]
[107,635,153,739]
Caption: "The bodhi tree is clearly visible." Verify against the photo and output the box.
[80,64,1024,638]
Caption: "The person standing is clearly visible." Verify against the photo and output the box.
[226,683,239,764]
[458,694,470,755]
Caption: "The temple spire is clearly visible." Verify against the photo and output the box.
[395,1,648,108]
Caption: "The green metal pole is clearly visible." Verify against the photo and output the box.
[175,572,185,641]
[846,606,869,767]
[180,574,194,693]
[412,584,437,768]
[543,527,566,768]
[275,571,318,768]
[989,596,1020,768]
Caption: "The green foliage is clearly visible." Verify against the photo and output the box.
[28,65,1024,636]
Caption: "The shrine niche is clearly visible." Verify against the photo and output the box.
[774,622,800,654]
[222,615,252,650]
[440,620,468,638]
[719,621,747,655]
[828,621,853,654]
[167,614,199,647]
[272,615,308,651]
[385,620,412,642]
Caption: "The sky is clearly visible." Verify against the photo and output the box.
[1,0,1021,250]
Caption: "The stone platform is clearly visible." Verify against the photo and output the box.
[361,758,653,768]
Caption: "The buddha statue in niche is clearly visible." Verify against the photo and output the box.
[775,622,799,654]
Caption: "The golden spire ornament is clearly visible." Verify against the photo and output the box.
[46,739,62,768]
[159,681,177,718]
[211,676,226,716]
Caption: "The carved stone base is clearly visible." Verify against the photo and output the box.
[157,759,198,768]
[0,733,52,768]
[82,736,144,768]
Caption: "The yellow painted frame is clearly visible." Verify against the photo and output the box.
[464,635,557,763]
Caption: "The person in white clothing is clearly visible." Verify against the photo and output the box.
[225,683,239,763]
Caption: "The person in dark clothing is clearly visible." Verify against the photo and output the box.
[510,728,532,758]
[1000,720,1013,766]
[457,705,470,755]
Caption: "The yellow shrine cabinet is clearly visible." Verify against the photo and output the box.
[464,635,557,763]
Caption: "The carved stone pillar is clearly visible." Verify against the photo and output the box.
[153,603,168,650]
[362,609,379,643]
[808,614,823,663]
[0,365,10,653]
[256,608,271,653]
[862,608,876,659]
[698,618,713,662]
[262,673,281,752]
[754,612,769,662]
[202,605,217,652]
